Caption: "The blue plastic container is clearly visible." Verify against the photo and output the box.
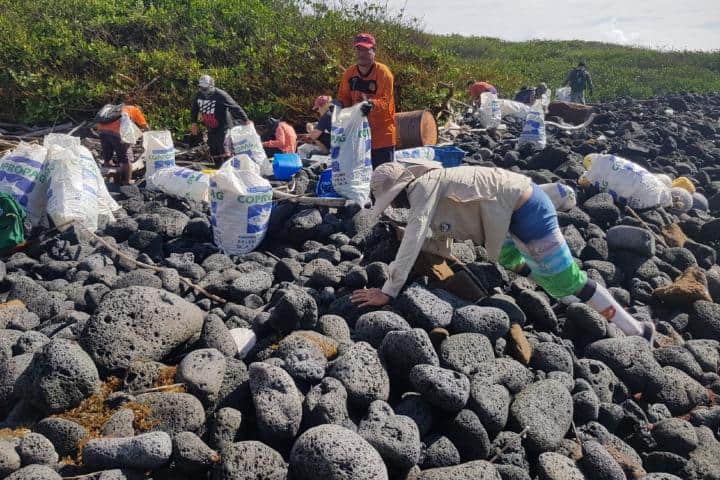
[272,153,302,180]
[316,168,340,198]
[431,146,466,168]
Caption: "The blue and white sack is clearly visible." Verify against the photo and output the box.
[518,102,547,150]
[46,144,99,231]
[330,103,372,206]
[147,166,210,204]
[479,92,502,129]
[44,133,120,220]
[226,122,271,174]
[210,156,273,255]
[142,130,176,175]
[0,142,51,227]
[316,168,340,198]
[394,147,436,162]
[581,154,671,209]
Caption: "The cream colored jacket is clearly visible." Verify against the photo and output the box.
[382,166,532,298]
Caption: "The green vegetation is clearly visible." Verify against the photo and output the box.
[1,0,718,133]
[440,36,720,101]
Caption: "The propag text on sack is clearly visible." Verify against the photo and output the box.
[172,168,205,185]
[0,160,50,185]
[148,147,175,169]
[236,190,273,204]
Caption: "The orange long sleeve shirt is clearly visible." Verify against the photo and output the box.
[338,62,397,150]
[263,121,297,153]
[96,105,148,135]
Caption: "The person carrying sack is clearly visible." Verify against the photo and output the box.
[350,163,655,344]
[95,103,149,185]
[338,33,396,169]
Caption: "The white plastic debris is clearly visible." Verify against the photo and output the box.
[146,166,210,203]
[394,147,436,161]
[581,153,672,209]
[229,328,257,359]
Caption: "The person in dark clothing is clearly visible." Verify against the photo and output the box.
[514,86,536,105]
[190,75,249,167]
[563,62,594,104]
[535,82,548,98]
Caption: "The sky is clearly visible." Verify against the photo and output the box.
[378,0,720,52]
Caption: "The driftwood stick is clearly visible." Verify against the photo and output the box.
[272,189,349,208]
[68,121,87,136]
[140,76,160,91]
[0,135,25,142]
[625,205,668,247]
[0,122,33,131]
[20,122,74,138]
[76,222,228,304]
[175,145,209,159]
[129,383,186,395]
[546,113,596,130]
[449,98,473,109]
[489,426,530,463]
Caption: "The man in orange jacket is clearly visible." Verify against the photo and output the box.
[338,33,396,169]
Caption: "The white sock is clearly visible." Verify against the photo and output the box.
[586,284,644,336]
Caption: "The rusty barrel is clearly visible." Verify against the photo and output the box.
[548,101,594,125]
[395,110,438,149]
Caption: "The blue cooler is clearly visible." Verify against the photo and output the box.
[431,146,466,168]
[272,153,302,180]
[316,168,340,198]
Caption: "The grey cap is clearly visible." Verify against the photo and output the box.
[198,75,215,88]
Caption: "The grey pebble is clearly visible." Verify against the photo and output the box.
[83,432,172,471]
[290,425,388,480]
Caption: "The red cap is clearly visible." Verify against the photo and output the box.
[313,95,332,110]
[354,33,376,49]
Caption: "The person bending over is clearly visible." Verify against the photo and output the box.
[351,163,655,343]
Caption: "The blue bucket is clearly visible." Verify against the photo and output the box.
[316,168,340,198]
[431,146,466,168]
[272,153,302,180]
